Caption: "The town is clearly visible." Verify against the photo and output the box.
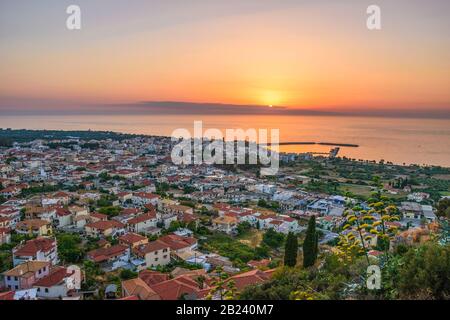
[0,129,449,300]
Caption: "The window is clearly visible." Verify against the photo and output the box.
[7,276,10,281]
[163,249,168,253]
[15,285,18,290]
[155,258,158,261]
[45,288,49,293]
[37,288,40,292]
[163,255,167,259]
[154,251,158,255]
[14,276,18,281]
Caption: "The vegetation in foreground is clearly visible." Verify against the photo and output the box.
[240,241,450,300]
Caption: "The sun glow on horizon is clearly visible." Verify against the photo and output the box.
[0,1,448,111]
[260,90,285,108]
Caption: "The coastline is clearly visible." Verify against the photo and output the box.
[1,128,448,169]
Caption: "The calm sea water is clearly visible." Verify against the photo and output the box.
[1,114,449,167]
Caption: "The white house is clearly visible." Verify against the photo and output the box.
[33,266,81,299]
[133,241,171,269]
[13,237,59,266]
[132,192,160,207]
[126,213,158,234]
[55,208,73,228]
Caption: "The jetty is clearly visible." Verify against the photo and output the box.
[262,142,359,148]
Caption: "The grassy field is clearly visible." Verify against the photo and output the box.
[338,183,406,199]
[237,229,264,248]
[433,174,450,181]
[201,233,259,263]
[338,183,374,197]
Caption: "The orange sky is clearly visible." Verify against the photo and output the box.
[0,0,449,112]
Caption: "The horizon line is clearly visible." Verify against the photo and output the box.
[0,100,449,119]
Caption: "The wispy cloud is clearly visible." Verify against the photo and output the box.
[1,99,448,119]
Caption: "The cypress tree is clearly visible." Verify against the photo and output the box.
[303,216,318,268]
[284,232,298,267]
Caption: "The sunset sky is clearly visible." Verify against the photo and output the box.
[0,0,449,115]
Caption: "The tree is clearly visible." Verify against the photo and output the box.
[338,195,400,264]
[120,269,137,280]
[167,220,183,232]
[236,221,251,236]
[284,232,298,267]
[206,267,237,300]
[385,242,450,299]
[56,233,84,263]
[262,229,285,248]
[255,244,270,259]
[436,198,450,219]
[183,185,196,194]
[303,216,318,268]
[98,206,122,217]
[257,199,267,207]
[195,275,207,289]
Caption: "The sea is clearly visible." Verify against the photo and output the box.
[0,114,449,167]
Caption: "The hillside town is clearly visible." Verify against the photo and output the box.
[0,130,449,300]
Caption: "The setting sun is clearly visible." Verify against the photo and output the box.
[260,90,284,107]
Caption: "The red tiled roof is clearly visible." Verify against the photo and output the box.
[227,269,273,291]
[90,212,108,220]
[139,270,170,286]
[16,219,50,230]
[117,192,132,197]
[149,275,207,300]
[144,204,157,213]
[247,259,271,269]
[53,192,70,198]
[134,240,169,256]
[86,220,124,231]
[238,212,253,217]
[224,212,239,218]
[119,232,147,245]
[118,295,139,300]
[87,244,128,263]
[34,267,70,287]
[121,208,141,216]
[97,239,110,246]
[134,192,160,200]
[179,213,198,223]
[127,212,156,225]
[0,227,11,234]
[0,291,15,300]
[269,220,283,225]
[122,278,160,300]
[157,234,197,251]
[259,216,274,220]
[56,208,72,217]
[14,237,56,257]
